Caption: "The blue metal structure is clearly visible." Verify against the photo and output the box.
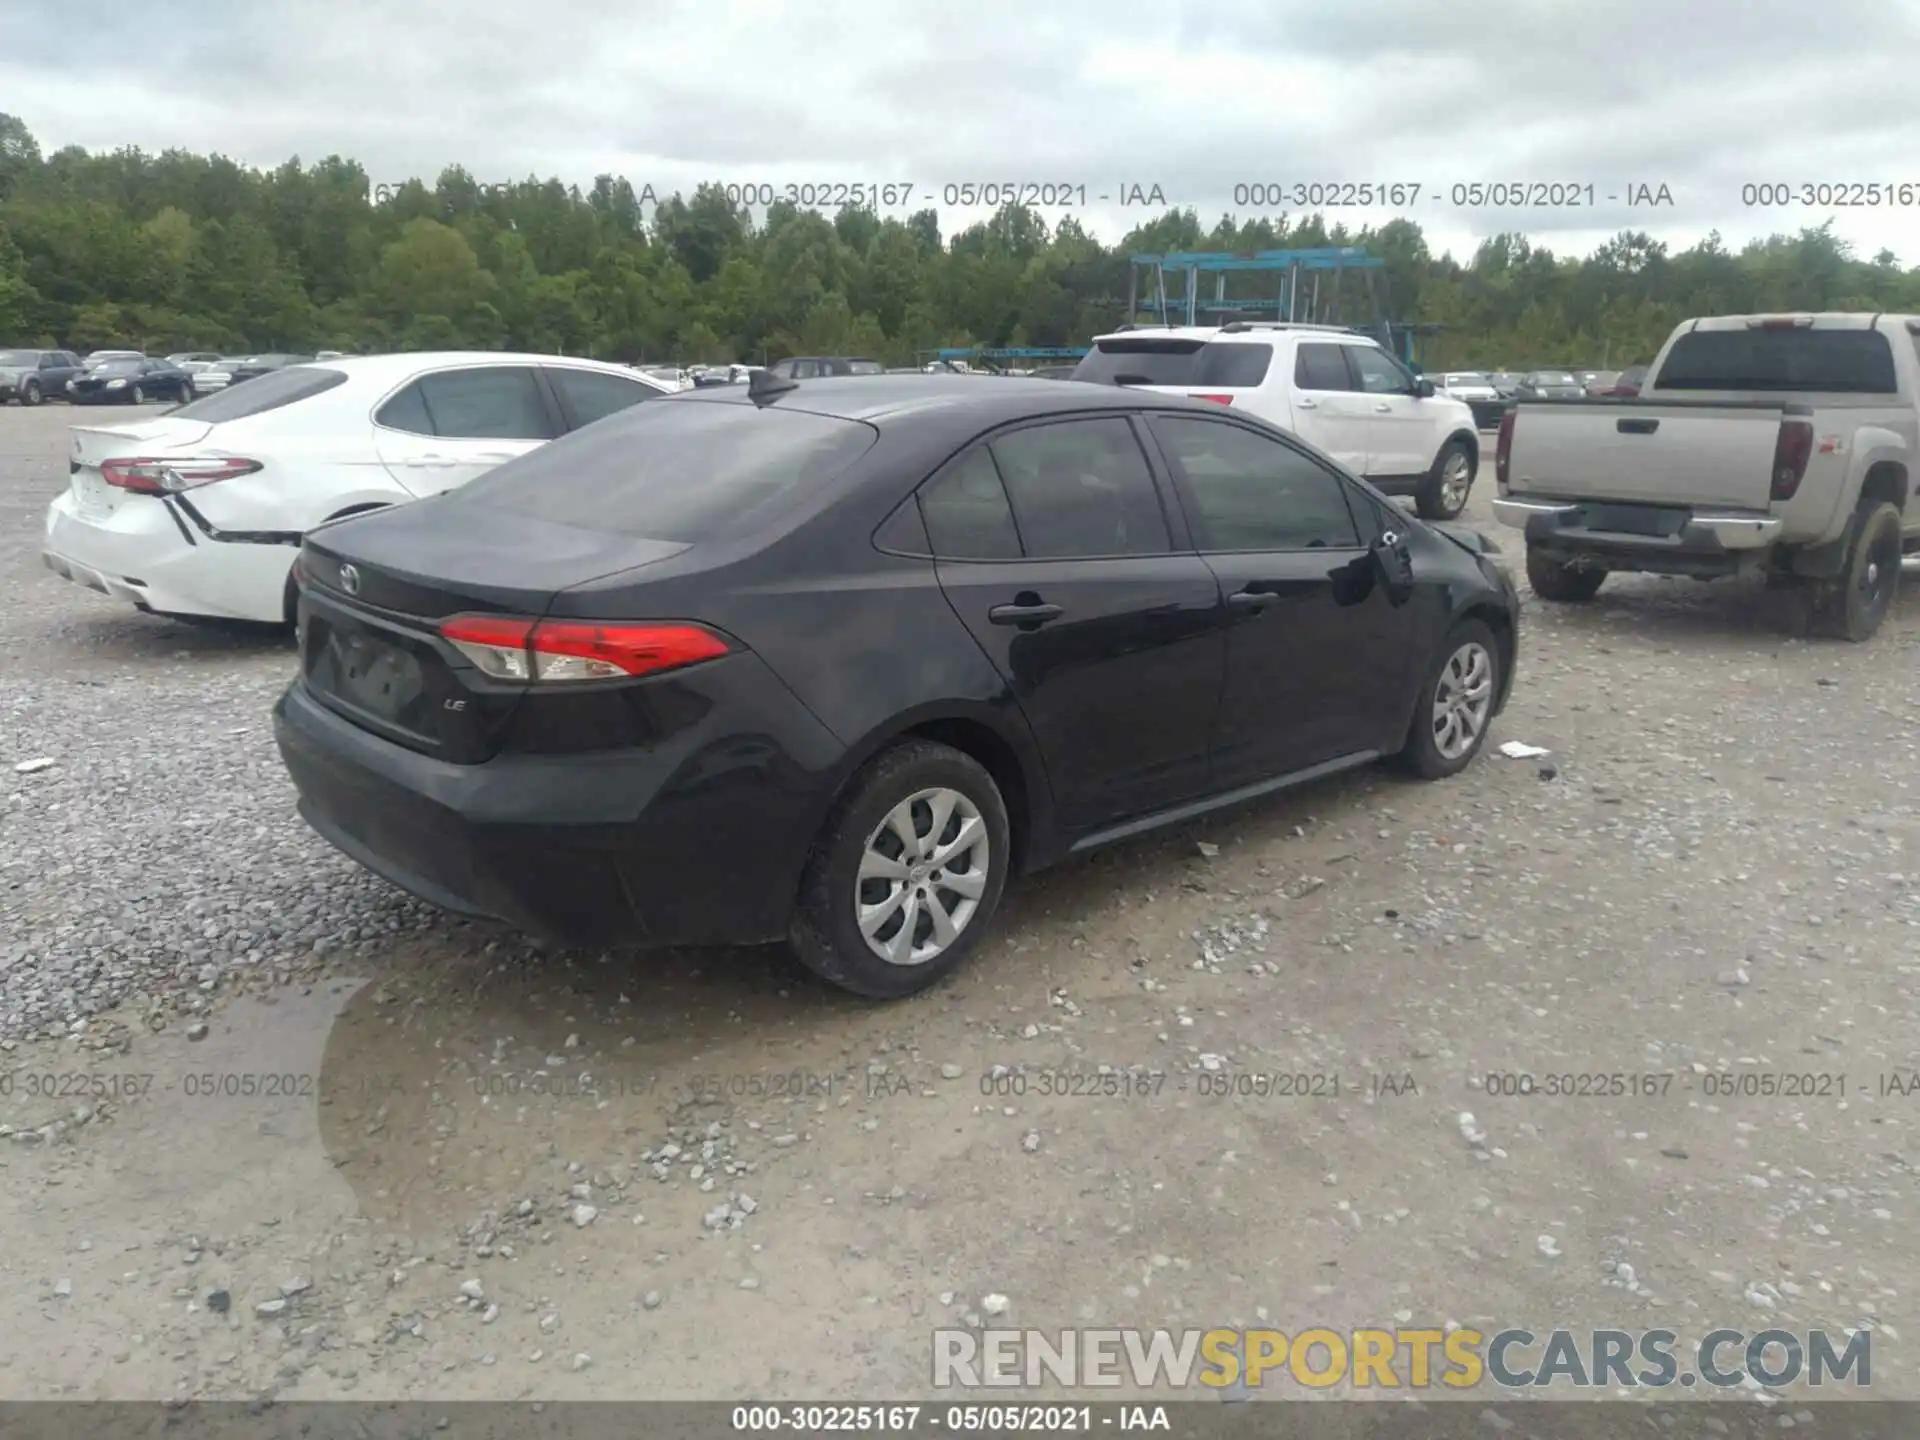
[1129,249,1387,329]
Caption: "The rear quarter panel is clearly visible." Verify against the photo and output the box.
[182,401,410,534]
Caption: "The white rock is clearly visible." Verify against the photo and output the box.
[13,758,56,775]
[1536,1235,1561,1259]
[571,1204,598,1228]
[981,1293,1010,1315]
[571,1353,592,1372]
[459,1279,485,1301]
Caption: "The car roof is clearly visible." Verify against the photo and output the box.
[1087,324,1368,346]
[676,373,1220,425]
[276,352,672,385]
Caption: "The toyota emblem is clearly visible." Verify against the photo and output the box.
[338,563,360,595]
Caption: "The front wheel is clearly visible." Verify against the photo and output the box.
[1415,440,1476,521]
[129,384,145,404]
[1395,619,1501,779]
[1526,547,1607,602]
[21,380,42,406]
[790,740,1011,999]
[1812,500,1902,642]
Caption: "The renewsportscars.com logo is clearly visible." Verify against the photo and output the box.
[932,1327,1871,1392]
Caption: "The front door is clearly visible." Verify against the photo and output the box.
[372,364,560,496]
[1347,344,1434,478]
[920,416,1225,832]
[1145,412,1418,785]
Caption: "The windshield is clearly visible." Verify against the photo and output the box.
[92,360,143,375]
[0,350,39,366]
[846,360,885,375]
[1530,372,1577,384]
[1655,328,1898,393]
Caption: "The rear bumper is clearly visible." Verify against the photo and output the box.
[1493,496,1784,576]
[43,489,296,622]
[272,669,838,951]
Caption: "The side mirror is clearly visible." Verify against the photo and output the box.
[1372,526,1416,606]
[1413,377,1435,398]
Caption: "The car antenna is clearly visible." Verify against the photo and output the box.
[747,368,799,406]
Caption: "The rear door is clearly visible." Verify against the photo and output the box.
[920,415,1225,831]
[1145,412,1417,783]
[1289,342,1373,472]
[373,365,560,495]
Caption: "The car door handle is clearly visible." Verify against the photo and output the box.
[1373,402,1392,412]
[1617,418,1658,434]
[1295,398,1318,409]
[987,601,1063,626]
[1227,589,1278,610]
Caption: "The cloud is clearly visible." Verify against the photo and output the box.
[5,0,1920,261]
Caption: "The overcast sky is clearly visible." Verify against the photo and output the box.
[6,0,1920,265]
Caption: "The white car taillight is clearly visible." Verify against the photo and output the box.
[438,615,732,684]
[100,456,263,495]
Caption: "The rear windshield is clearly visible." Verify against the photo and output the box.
[846,360,885,375]
[1073,339,1274,388]
[1655,328,1898,393]
[451,397,880,542]
[171,365,348,421]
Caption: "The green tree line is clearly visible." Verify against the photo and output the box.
[2,113,1915,371]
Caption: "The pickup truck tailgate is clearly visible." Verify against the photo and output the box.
[1507,402,1786,510]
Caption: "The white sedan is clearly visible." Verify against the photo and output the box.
[43,352,676,625]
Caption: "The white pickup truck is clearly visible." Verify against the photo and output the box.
[1492,313,1920,640]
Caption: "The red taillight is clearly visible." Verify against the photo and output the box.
[438,615,732,684]
[1191,393,1234,406]
[1494,410,1517,487]
[1771,419,1814,501]
[101,455,262,494]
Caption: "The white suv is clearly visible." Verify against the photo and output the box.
[1073,323,1483,520]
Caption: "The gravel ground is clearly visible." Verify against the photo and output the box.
[2,402,1918,1408]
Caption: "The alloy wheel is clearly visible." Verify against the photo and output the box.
[1440,452,1473,511]
[855,787,991,966]
[1431,641,1494,760]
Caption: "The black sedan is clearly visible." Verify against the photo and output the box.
[274,375,1519,998]
[67,356,196,405]
[1515,370,1588,401]
[226,353,315,385]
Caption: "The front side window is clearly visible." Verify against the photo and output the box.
[1150,416,1361,552]
[1349,346,1414,395]
[987,417,1171,559]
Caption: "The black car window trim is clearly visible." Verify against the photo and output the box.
[541,363,667,431]
[1145,412,1369,555]
[912,441,1029,561]
[370,363,565,440]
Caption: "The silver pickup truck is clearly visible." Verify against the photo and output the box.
[1492,313,1920,640]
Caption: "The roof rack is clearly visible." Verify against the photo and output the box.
[1217,320,1353,334]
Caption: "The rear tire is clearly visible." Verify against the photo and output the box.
[1812,500,1902,642]
[790,740,1010,999]
[1394,619,1501,779]
[21,380,42,406]
[1415,440,1475,521]
[1526,547,1607,602]
[130,384,145,404]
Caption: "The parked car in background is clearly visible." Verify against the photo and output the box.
[638,365,691,390]
[84,350,144,366]
[67,356,196,405]
[1488,372,1524,399]
[1583,370,1622,396]
[1428,371,1509,429]
[1494,312,1920,641]
[315,350,348,360]
[1595,364,1649,397]
[226,354,316,386]
[190,358,249,393]
[166,352,225,367]
[43,353,677,627]
[1074,322,1483,519]
[1515,370,1588,400]
[765,356,887,379]
[272,373,1518,999]
[0,348,85,405]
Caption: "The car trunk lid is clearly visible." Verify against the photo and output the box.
[296,501,689,762]
[67,418,218,518]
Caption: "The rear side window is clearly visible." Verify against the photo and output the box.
[376,366,556,439]
[547,366,661,428]
[1073,339,1273,388]
[988,417,1171,558]
[920,448,1023,560]
[170,366,349,423]
[1294,344,1354,391]
[1657,328,1898,393]
[450,398,879,542]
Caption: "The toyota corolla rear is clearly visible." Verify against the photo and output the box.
[272,395,880,951]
